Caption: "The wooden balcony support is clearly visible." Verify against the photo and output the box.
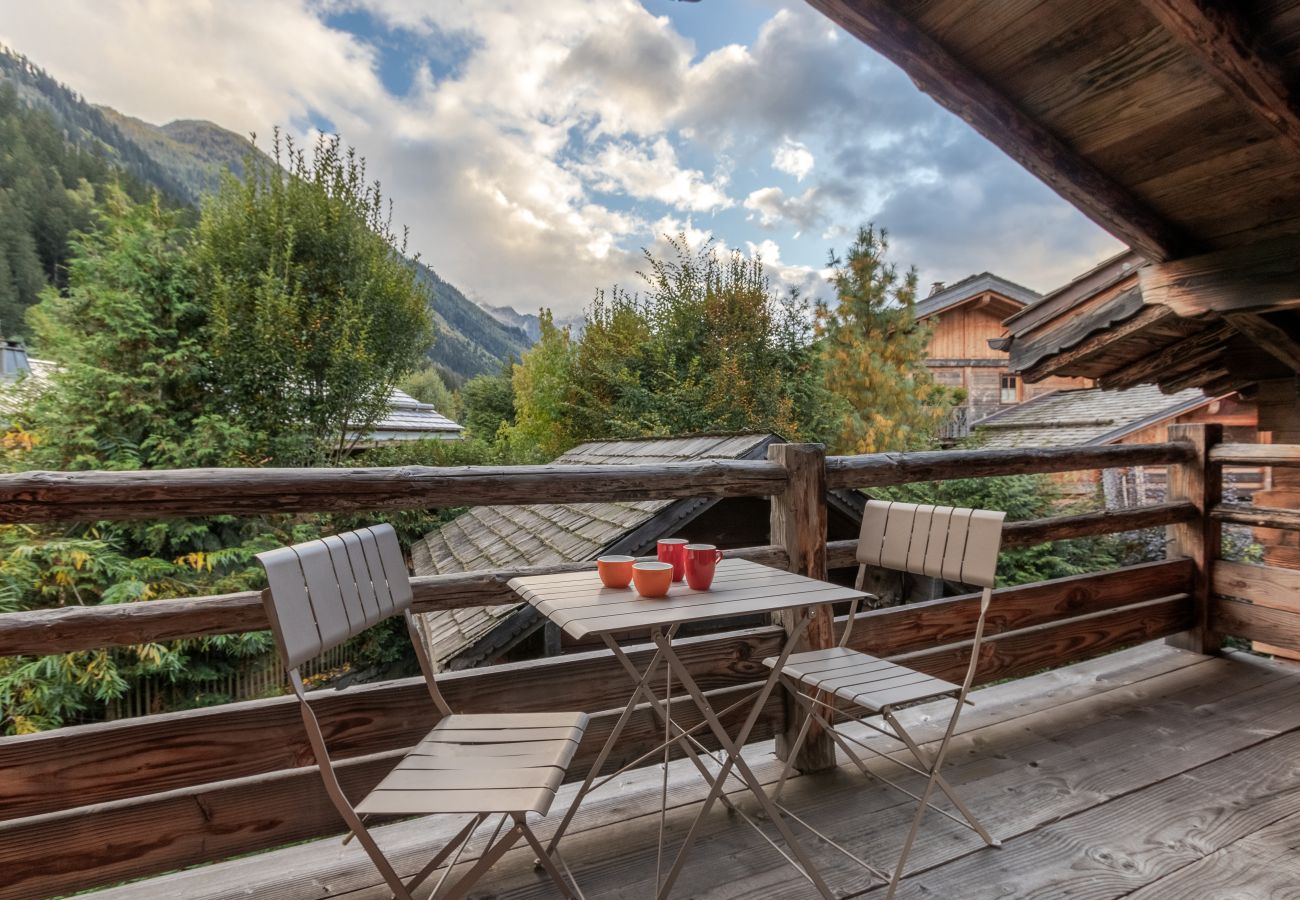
[1166,423,1223,655]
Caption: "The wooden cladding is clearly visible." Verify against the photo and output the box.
[0,561,1193,899]
[1211,559,1300,654]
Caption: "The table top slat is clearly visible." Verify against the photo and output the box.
[510,558,866,639]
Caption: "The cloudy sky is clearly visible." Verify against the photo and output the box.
[1,0,1123,316]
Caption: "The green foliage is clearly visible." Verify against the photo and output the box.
[817,225,954,453]
[503,236,833,459]
[871,475,1123,587]
[197,132,434,465]
[460,365,518,445]
[399,364,457,420]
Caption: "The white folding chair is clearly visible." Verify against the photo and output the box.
[765,499,1005,898]
[257,524,587,900]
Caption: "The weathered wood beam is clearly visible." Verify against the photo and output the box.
[805,0,1192,260]
[1020,304,1177,383]
[825,442,1194,489]
[1165,424,1222,654]
[1226,312,1300,372]
[1212,501,1300,531]
[1214,558,1300,613]
[0,459,788,524]
[1098,323,1237,389]
[1138,238,1300,316]
[1211,596,1300,654]
[1138,0,1300,155]
[0,544,790,656]
[1159,363,1232,393]
[1210,442,1300,466]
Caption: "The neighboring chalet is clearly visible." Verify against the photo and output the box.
[346,389,463,448]
[917,273,1088,440]
[410,433,865,671]
[975,384,1262,504]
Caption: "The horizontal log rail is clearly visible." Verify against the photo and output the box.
[0,499,1194,658]
[1209,442,1300,466]
[0,459,788,524]
[0,560,1193,897]
[825,441,1193,489]
[1211,501,1300,531]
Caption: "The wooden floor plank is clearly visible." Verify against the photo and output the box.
[1124,809,1300,899]
[883,727,1300,898]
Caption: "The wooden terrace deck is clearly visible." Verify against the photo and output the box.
[97,642,1300,899]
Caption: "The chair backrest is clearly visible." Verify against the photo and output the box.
[257,523,414,670]
[857,499,1005,589]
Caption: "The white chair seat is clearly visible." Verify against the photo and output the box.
[357,711,589,816]
[765,646,960,712]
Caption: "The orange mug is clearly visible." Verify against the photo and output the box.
[596,555,635,589]
[657,538,688,582]
[632,561,674,598]
[684,544,724,590]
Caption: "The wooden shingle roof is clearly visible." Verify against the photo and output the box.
[410,434,779,669]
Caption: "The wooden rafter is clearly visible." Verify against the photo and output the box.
[1019,304,1178,382]
[1099,323,1237,389]
[1226,312,1300,372]
[805,0,1192,261]
[1139,237,1300,316]
[1139,0,1300,155]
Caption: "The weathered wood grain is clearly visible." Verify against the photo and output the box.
[0,543,789,656]
[825,443,1193,488]
[1211,441,1300,465]
[768,442,836,771]
[1138,0,1300,154]
[1138,236,1300,316]
[1212,596,1300,653]
[1226,311,1300,372]
[0,459,788,524]
[803,1,1192,260]
[1166,423,1222,653]
[1212,500,1300,530]
[1214,558,1300,612]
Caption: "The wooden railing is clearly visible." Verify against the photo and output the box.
[0,436,1229,899]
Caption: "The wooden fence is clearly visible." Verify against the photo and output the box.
[1,428,1293,898]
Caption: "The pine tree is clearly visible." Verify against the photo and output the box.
[816,225,953,454]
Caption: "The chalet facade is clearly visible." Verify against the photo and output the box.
[917,273,1088,439]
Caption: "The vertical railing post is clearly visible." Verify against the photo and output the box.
[768,442,837,772]
[1166,423,1223,655]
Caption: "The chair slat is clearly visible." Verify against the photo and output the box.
[906,505,936,574]
[340,531,382,625]
[922,507,954,579]
[368,524,414,611]
[356,529,394,619]
[322,535,366,630]
[295,541,353,651]
[961,509,1006,587]
[258,547,322,668]
[940,509,975,583]
[880,503,917,571]
[857,501,890,567]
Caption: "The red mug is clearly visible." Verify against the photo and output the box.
[684,544,724,590]
[657,538,688,582]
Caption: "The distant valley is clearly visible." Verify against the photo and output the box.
[0,45,535,385]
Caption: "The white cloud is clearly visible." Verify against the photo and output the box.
[744,185,826,234]
[772,138,814,181]
[578,138,733,213]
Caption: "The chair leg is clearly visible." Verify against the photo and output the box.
[882,709,998,848]
[518,815,583,899]
[435,817,525,900]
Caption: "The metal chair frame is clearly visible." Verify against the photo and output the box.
[770,500,1006,899]
[258,524,584,900]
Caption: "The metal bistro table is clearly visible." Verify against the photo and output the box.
[509,557,866,899]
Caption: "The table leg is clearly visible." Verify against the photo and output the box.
[652,611,836,900]
[603,632,739,813]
